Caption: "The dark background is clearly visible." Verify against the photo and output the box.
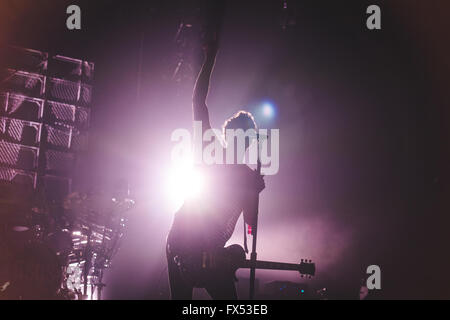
[0,0,449,299]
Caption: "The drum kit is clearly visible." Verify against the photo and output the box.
[0,190,134,300]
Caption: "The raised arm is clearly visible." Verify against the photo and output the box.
[192,42,218,132]
[193,0,225,131]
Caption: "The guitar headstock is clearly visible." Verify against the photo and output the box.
[298,259,316,278]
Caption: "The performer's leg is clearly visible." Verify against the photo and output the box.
[205,276,237,300]
[166,247,193,300]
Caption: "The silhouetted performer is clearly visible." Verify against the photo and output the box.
[166,5,265,300]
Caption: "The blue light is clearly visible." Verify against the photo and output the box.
[262,103,274,117]
[260,101,276,120]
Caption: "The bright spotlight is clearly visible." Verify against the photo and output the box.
[261,101,276,119]
[165,157,204,210]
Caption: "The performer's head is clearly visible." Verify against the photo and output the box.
[222,110,257,150]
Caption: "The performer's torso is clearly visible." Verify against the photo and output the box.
[167,164,253,253]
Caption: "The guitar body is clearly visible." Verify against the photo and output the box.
[174,244,315,288]
[175,245,246,288]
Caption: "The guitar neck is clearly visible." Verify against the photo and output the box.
[241,259,300,272]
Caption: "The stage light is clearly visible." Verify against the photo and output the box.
[165,157,204,210]
[260,101,276,120]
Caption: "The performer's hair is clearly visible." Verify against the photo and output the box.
[222,110,257,141]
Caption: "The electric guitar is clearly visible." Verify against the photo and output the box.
[174,244,316,287]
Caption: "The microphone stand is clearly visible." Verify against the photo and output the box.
[249,133,261,300]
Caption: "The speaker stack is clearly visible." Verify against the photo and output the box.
[0,46,94,206]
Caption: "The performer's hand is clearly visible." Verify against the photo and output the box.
[202,36,219,58]
[254,172,265,193]
[202,0,224,57]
